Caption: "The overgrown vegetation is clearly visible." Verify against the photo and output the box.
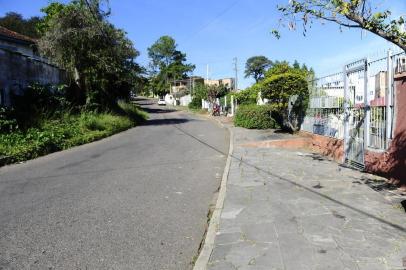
[234,104,280,130]
[0,84,147,165]
[38,0,143,109]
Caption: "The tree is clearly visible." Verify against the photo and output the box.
[206,84,228,103]
[147,36,194,97]
[0,12,42,39]
[38,0,141,109]
[244,56,273,83]
[293,60,300,69]
[259,62,312,131]
[275,0,406,51]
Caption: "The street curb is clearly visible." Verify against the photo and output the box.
[193,119,234,270]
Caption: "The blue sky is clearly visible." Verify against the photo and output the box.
[1,0,405,88]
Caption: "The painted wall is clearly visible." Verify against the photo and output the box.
[0,47,66,106]
[364,73,406,185]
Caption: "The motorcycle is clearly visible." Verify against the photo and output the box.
[212,104,221,116]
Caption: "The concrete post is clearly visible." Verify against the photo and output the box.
[231,95,234,117]
[386,49,393,146]
[343,64,349,163]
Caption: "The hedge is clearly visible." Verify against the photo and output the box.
[234,104,279,129]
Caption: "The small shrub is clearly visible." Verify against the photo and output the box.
[234,104,279,129]
[188,97,201,109]
[234,85,260,105]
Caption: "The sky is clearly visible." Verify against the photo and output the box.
[1,0,405,89]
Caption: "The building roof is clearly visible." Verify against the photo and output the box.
[0,26,36,44]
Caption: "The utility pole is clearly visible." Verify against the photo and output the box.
[233,57,238,92]
[189,76,193,96]
[206,64,209,82]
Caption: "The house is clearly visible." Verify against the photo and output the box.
[0,26,37,56]
[170,76,204,95]
[0,26,65,107]
[374,71,387,99]
[204,78,235,91]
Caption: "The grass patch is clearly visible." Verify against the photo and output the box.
[0,103,147,164]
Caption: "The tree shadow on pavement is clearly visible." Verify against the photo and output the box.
[141,118,192,126]
[171,124,406,234]
[141,107,177,114]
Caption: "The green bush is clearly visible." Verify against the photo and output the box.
[234,85,260,105]
[260,73,308,104]
[188,97,201,109]
[234,104,279,129]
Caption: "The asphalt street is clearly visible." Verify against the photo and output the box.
[0,98,229,270]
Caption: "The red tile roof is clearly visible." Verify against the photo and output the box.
[0,26,36,44]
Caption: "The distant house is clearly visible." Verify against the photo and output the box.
[204,78,235,91]
[0,26,65,107]
[0,26,37,56]
[170,76,204,95]
[374,71,387,99]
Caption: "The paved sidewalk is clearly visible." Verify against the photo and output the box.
[207,126,406,270]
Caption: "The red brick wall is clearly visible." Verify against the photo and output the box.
[298,132,344,162]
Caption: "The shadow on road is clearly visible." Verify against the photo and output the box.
[141,118,192,126]
[141,107,177,114]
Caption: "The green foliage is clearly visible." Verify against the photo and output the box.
[37,2,65,35]
[192,83,208,101]
[245,56,273,82]
[0,103,147,164]
[38,0,141,109]
[206,84,228,103]
[250,61,311,131]
[220,92,233,108]
[147,36,195,96]
[0,107,18,133]
[0,12,42,39]
[260,73,308,105]
[234,104,279,130]
[234,85,260,105]
[275,0,406,51]
[188,97,202,110]
[10,84,70,129]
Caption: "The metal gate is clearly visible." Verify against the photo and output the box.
[344,59,368,170]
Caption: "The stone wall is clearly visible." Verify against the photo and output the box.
[0,47,66,106]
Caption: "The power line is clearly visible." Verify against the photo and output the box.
[183,0,242,46]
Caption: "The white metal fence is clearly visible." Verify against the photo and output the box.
[301,49,405,168]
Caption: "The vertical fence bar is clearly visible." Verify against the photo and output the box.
[343,65,349,162]
[386,50,393,147]
[364,59,370,148]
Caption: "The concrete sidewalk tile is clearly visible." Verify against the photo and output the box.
[207,126,406,270]
[277,232,315,270]
[241,223,278,243]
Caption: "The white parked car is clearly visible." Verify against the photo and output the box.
[157,99,166,106]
